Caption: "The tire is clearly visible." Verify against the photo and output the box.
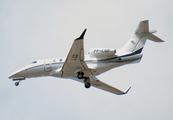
[85,83,91,88]
[77,72,84,79]
[15,82,19,86]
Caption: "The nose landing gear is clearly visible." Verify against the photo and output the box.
[12,77,25,86]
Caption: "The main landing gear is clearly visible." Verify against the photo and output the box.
[84,77,91,88]
[77,72,91,89]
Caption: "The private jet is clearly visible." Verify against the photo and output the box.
[9,20,164,95]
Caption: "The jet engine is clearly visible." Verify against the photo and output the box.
[88,48,117,60]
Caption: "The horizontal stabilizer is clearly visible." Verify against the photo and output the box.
[148,34,164,42]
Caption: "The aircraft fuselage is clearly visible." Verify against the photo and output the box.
[9,53,142,80]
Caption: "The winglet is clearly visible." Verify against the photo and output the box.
[124,86,131,94]
[75,29,87,40]
[118,86,131,95]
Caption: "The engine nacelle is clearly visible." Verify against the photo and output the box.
[88,48,117,60]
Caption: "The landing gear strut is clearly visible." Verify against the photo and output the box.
[84,77,91,88]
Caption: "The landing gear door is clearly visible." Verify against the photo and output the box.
[44,59,52,72]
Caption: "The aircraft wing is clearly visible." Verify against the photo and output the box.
[61,29,131,95]
[72,75,131,95]
[61,29,89,77]
[89,75,131,95]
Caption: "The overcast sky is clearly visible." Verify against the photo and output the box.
[1,0,173,120]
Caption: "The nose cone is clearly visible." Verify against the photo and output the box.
[9,67,26,80]
[8,73,15,79]
[8,72,20,79]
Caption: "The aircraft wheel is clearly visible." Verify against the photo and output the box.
[15,82,19,86]
[77,72,84,79]
[85,83,91,88]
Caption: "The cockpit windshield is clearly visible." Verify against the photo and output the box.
[31,61,37,64]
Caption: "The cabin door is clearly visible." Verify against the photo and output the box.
[44,59,52,72]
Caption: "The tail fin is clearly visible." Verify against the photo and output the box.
[135,20,149,34]
[122,20,164,54]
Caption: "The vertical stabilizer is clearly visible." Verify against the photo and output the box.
[135,20,149,34]
[119,20,164,55]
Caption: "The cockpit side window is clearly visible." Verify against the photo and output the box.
[53,59,56,63]
[59,59,63,62]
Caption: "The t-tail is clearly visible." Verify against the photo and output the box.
[118,20,164,56]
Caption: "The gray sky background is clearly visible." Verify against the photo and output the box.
[1,0,173,120]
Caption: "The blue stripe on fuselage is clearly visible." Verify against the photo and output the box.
[119,47,143,57]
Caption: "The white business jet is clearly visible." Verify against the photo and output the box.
[9,20,164,95]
